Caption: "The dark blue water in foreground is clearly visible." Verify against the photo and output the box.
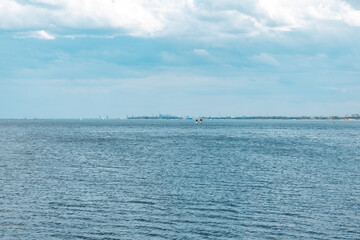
[1,120,359,239]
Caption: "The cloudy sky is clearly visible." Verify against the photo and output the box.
[1,0,360,118]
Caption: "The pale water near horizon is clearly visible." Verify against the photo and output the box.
[1,120,359,239]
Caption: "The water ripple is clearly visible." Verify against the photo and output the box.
[1,120,360,239]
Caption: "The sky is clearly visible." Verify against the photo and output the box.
[1,0,360,118]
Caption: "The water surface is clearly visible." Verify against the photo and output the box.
[1,120,359,239]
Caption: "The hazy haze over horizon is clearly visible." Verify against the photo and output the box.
[1,0,360,118]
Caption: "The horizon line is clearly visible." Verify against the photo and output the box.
[1,114,360,120]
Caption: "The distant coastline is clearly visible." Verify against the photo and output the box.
[127,115,360,120]
[2,114,360,121]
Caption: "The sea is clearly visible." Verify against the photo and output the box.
[1,119,359,239]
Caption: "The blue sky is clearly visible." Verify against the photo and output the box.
[1,0,360,118]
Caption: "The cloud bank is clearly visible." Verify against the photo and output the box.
[1,0,360,38]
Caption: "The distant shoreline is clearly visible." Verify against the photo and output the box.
[3,117,359,121]
[126,116,360,120]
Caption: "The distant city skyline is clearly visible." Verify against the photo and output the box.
[5,113,360,120]
[1,0,360,118]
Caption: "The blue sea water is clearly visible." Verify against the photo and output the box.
[0,119,359,239]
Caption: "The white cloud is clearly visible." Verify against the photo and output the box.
[1,0,360,38]
[35,30,56,40]
[256,0,360,30]
[14,30,56,40]
[0,0,191,36]
[193,49,209,56]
